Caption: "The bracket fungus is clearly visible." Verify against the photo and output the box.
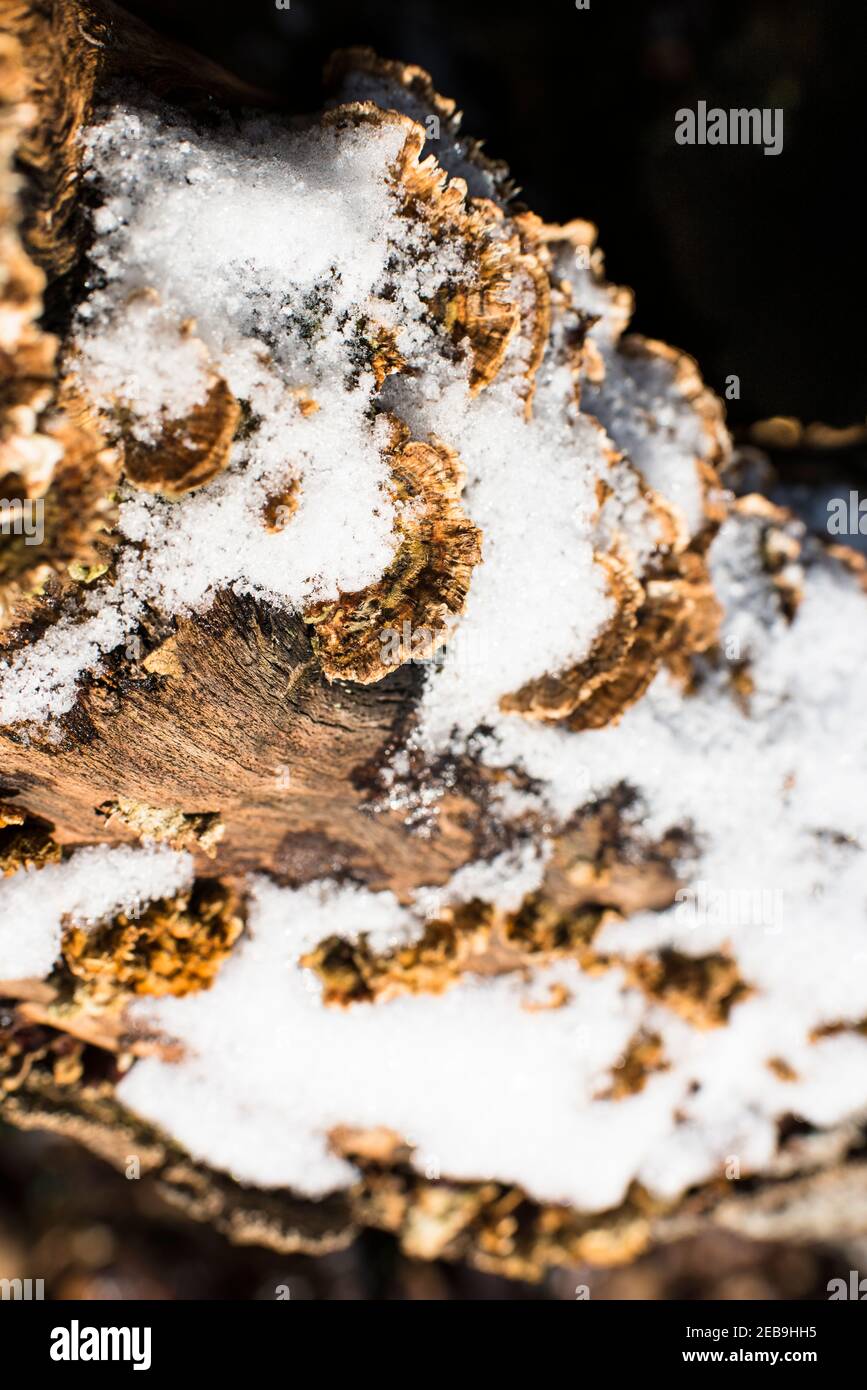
[1,5,867,1282]
[305,426,482,683]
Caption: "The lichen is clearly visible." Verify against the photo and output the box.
[97,799,224,858]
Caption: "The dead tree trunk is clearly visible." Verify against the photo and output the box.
[1,0,867,1279]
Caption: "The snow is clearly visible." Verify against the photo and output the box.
[77,102,413,616]
[378,283,621,749]
[1,92,664,732]
[583,348,709,538]
[73,293,211,444]
[1,100,440,724]
[2,81,866,1219]
[412,841,549,918]
[118,707,867,1211]
[119,877,657,1206]
[106,518,867,1211]
[115,536,867,1212]
[0,599,134,726]
[0,843,194,981]
[115,515,867,1209]
[331,61,715,543]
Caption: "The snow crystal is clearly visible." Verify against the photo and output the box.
[583,349,708,538]
[0,601,133,725]
[119,877,653,1206]
[3,93,629,730]
[72,102,413,620]
[381,309,615,750]
[1,100,436,724]
[0,843,194,980]
[73,294,211,444]
[117,752,867,1210]
[412,841,549,918]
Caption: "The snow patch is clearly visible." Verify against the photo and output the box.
[0,843,194,980]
